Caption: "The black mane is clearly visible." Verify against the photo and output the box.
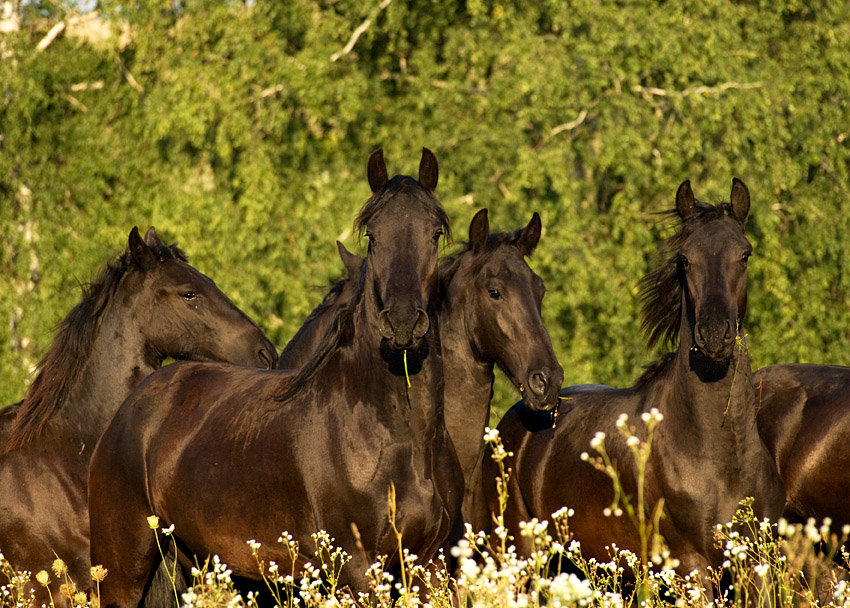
[271,263,363,406]
[3,242,187,454]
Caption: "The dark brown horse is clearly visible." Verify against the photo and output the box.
[88,148,461,607]
[0,226,276,604]
[754,364,850,529]
[279,209,563,528]
[277,240,363,369]
[486,179,785,585]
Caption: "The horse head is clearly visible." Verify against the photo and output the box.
[358,148,449,351]
[449,208,563,411]
[675,178,751,363]
[127,226,277,369]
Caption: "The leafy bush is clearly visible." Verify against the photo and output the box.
[1,3,849,416]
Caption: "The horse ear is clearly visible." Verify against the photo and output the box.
[144,226,164,248]
[468,208,489,253]
[675,180,696,219]
[516,212,542,256]
[367,148,388,193]
[336,241,362,279]
[730,178,750,223]
[419,147,438,191]
[128,226,158,271]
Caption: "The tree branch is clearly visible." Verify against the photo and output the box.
[36,20,66,52]
[330,0,392,63]
[633,81,766,98]
[534,108,591,151]
[120,59,144,94]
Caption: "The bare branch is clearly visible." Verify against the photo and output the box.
[330,0,392,63]
[36,20,66,52]
[64,93,88,112]
[259,84,283,98]
[534,108,591,151]
[70,81,104,92]
[548,109,588,139]
[497,181,512,200]
[120,60,144,95]
[632,81,766,98]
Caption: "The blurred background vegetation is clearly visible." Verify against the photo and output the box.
[1,0,848,421]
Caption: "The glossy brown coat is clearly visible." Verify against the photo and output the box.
[87,149,462,607]
[755,363,850,528]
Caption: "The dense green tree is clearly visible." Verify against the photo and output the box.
[1,0,849,421]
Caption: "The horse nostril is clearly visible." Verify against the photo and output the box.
[695,322,705,345]
[723,321,734,343]
[378,310,395,340]
[412,308,430,339]
[258,348,275,370]
[529,370,549,396]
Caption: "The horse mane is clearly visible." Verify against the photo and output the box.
[437,228,529,302]
[355,175,452,241]
[295,272,358,333]
[221,266,361,444]
[271,264,362,405]
[638,200,741,350]
[634,352,677,388]
[2,241,187,454]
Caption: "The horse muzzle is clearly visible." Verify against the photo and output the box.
[378,307,430,350]
[693,319,736,361]
[521,364,564,412]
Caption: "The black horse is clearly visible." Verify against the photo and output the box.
[0,226,276,605]
[485,179,785,588]
[279,209,563,528]
[88,148,462,606]
[755,364,850,530]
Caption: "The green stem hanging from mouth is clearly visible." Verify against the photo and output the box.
[403,350,411,388]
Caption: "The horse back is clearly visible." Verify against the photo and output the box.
[755,363,850,524]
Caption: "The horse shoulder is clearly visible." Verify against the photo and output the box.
[753,364,810,471]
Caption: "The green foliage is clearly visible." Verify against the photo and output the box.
[1,0,849,420]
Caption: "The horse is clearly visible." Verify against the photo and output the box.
[278,209,563,529]
[485,179,785,589]
[88,148,462,607]
[277,240,363,369]
[754,364,850,529]
[0,226,277,605]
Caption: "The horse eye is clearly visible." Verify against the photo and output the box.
[677,256,690,270]
[433,229,443,243]
[488,289,502,300]
[182,292,196,301]
[742,252,751,266]
[365,232,376,246]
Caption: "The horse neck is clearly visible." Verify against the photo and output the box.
[668,316,757,437]
[437,289,494,472]
[350,271,445,437]
[47,294,160,447]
